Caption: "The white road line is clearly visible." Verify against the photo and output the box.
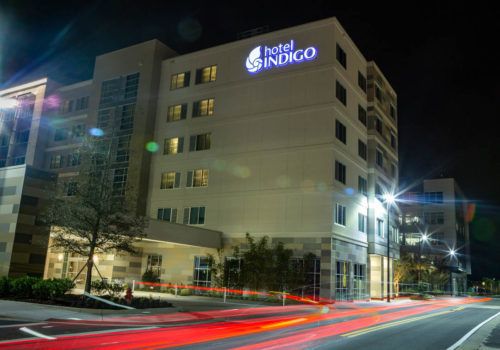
[66,317,82,320]
[447,311,500,350]
[19,327,56,340]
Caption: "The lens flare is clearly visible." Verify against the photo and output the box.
[466,202,475,222]
[145,141,159,152]
[88,128,104,137]
[345,188,355,196]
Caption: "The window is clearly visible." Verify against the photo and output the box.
[390,104,396,119]
[336,44,346,68]
[186,169,209,187]
[358,140,367,160]
[291,258,321,299]
[164,137,184,155]
[54,128,68,142]
[390,225,398,243]
[358,72,367,92]
[1,134,9,146]
[50,155,63,169]
[358,105,367,126]
[375,183,382,197]
[335,161,346,184]
[60,100,73,114]
[376,116,383,135]
[377,218,384,237]
[75,96,89,111]
[120,104,135,130]
[193,256,211,287]
[157,208,177,223]
[196,65,217,84]
[358,176,367,196]
[391,132,396,149]
[336,81,347,105]
[67,153,81,167]
[391,163,397,178]
[375,84,382,101]
[64,181,77,196]
[184,206,206,225]
[425,192,443,204]
[112,168,128,196]
[15,130,29,144]
[100,78,120,104]
[124,72,140,99]
[335,120,346,144]
[335,261,350,301]
[424,212,444,225]
[193,98,214,117]
[170,71,190,90]
[116,149,129,163]
[376,149,383,167]
[97,109,112,128]
[167,104,187,122]
[72,124,85,138]
[335,203,346,226]
[353,263,366,300]
[358,213,367,233]
[116,135,131,162]
[29,254,46,264]
[13,156,25,165]
[189,133,211,151]
[160,172,181,189]
[431,232,444,246]
[146,255,162,279]
[15,233,32,244]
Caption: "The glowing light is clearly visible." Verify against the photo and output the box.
[383,193,395,204]
[93,255,98,263]
[58,254,63,261]
[246,40,318,74]
[145,141,159,152]
[449,249,455,256]
[422,234,428,242]
[89,128,104,137]
[0,97,19,109]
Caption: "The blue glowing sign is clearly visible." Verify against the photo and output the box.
[246,40,318,74]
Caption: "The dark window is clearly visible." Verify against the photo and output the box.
[120,104,135,130]
[336,44,346,68]
[391,132,396,149]
[358,105,367,126]
[335,203,346,226]
[189,133,211,152]
[112,168,127,196]
[184,207,206,225]
[391,163,397,178]
[72,124,85,138]
[375,183,382,197]
[376,117,383,135]
[54,128,68,142]
[375,84,382,101]
[29,254,46,264]
[15,233,32,244]
[358,176,367,196]
[157,208,177,223]
[376,149,383,167]
[425,192,444,204]
[15,130,29,143]
[358,213,367,233]
[358,140,367,160]
[75,96,89,111]
[67,153,81,167]
[390,104,396,119]
[335,120,346,144]
[64,181,77,196]
[124,72,140,99]
[336,81,347,106]
[193,256,211,287]
[358,72,367,92]
[335,160,346,184]
[424,212,445,225]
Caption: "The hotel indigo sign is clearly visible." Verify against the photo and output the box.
[246,40,318,74]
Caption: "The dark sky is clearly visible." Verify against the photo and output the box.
[1,1,498,279]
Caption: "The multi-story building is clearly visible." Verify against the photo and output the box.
[2,17,399,300]
[399,178,471,294]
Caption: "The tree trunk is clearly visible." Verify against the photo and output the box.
[84,258,94,293]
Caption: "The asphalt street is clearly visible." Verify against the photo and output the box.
[0,297,497,349]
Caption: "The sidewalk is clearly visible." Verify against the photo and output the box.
[456,311,500,350]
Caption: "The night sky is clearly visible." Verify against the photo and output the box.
[1,1,498,279]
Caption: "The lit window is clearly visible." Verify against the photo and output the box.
[50,155,63,169]
[170,72,190,90]
[160,172,181,189]
[186,169,209,187]
[164,137,184,154]
[196,65,217,84]
[167,104,187,122]
[335,203,346,226]
[193,98,214,117]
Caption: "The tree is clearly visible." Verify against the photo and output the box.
[42,136,147,293]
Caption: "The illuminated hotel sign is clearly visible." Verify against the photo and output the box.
[246,40,318,74]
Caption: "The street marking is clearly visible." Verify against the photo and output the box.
[261,318,307,329]
[66,317,82,320]
[447,311,500,350]
[19,327,56,340]
[343,307,464,338]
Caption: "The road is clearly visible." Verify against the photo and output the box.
[0,297,497,349]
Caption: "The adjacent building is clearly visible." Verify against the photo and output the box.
[2,17,401,300]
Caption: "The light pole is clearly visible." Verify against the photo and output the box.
[383,193,395,303]
[418,234,428,286]
[449,249,455,296]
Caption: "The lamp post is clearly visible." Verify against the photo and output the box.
[418,234,428,285]
[449,249,456,296]
[383,194,395,303]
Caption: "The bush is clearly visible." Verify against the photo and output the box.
[142,270,158,283]
[11,276,40,298]
[0,276,12,297]
[32,278,75,300]
[180,288,192,296]
[91,280,124,298]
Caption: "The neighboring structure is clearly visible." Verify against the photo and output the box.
[2,17,400,300]
[399,178,471,294]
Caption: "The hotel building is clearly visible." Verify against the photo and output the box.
[1,17,399,300]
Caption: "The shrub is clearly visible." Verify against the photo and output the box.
[91,280,124,298]
[142,270,158,283]
[32,278,75,300]
[0,276,12,297]
[180,288,192,296]
[11,276,40,298]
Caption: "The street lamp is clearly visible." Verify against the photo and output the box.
[418,234,428,285]
[449,249,456,296]
[383,193,395,303]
